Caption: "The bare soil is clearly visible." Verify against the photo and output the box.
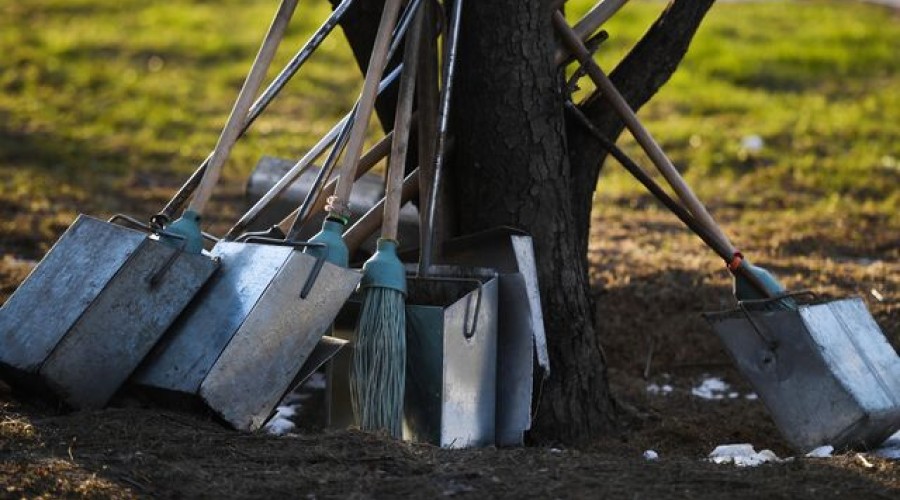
[1,190,898,499]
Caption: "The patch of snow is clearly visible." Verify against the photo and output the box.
[805,445,834,458]
[691,376,731,400]
[264,416,296,435]
[643,450,659,461]
[745,393,758,400]
[646,383,674,395]
[263,405,299,435]
[856,453,875,469]
[875,430,900,459]
[708,444,782,467]
[304,372,327,390]
[741,134,764,153]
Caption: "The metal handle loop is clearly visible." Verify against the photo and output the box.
[735,290,817,350]
[409,275,485,339]
[242,237,327,299]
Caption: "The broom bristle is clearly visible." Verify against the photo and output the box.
[351,286,406,438]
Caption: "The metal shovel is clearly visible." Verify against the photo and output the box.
[132,88,365,431]
[705,295,900,452]
[559,39,900,452]
[0,215,219,409]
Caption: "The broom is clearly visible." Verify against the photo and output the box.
[351,4,424,438]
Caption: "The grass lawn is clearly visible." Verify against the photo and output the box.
[0,0,897,252]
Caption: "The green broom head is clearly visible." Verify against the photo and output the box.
[351,238,407,438]
[160,209,204,254]
[732,258,796,310]
[306,217,349,267]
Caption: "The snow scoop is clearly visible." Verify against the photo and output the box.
[396,0,499,448]
[559,33,900,452]
[0,0,302,409]
[131,106,363,430]
[0,214,218,409]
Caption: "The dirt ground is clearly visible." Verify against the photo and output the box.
[1,190,898,498]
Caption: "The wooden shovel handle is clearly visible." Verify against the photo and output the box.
[552,11,736,256]
[188,0,298,215]
[328,0,405,221]
[382,6,424,240]
[553,0,629,65]
[345,169,421,255]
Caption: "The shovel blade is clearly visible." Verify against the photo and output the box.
[198,251,361,431]
[706,297,900,452]
[133,242,295,397]
[0,215,218,409]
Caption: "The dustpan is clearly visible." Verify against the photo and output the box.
[704,293,900,452]
[442,226,549,446]
[403,266,500,448]
[0,214,218,409]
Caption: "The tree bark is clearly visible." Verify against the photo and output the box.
[450,0,616,442]
[330,0,714,444]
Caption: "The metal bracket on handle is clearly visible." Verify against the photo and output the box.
[243,237,327,299]
[735,290,818,349]
[109,213,190,287]
[109,213,220,243]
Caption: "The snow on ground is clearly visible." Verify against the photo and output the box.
[263,405,297,436]
[262,372,329,436]
[689,376,756,400]
[646,383,673,395]
[875,430,900,459]
[708,444,783,467]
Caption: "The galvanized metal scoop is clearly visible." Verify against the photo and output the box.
[0,215,219,409]
[705,294,900,452]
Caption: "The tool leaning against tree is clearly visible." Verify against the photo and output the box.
[552,10,787,303]
[555,9,900,453]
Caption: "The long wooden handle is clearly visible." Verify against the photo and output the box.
[416,0,439,256]
[327,0,405,221]
[272,127,399,236]
[345,169,420,255]
[157,0,357,225]
[553,0,629,65]
[382,6,424,240]
[552,11,736,256]
[188,0,298,215]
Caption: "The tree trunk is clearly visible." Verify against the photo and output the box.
[331,0,714,444]
[451,0,616,442]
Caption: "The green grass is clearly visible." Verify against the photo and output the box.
[566,0,900,223]
[0,0,897,251]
